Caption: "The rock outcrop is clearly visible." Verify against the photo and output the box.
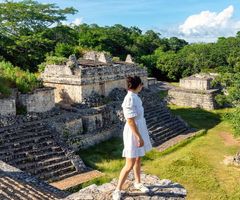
[65,171,187,200]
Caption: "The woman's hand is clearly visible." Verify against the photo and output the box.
[136,136,144,147]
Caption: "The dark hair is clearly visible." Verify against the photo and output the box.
[126,76,143,90]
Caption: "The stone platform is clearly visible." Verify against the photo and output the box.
[64,171,187,200]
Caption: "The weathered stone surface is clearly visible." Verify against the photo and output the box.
[18,87,55,113]
[125,54,134,63]
[41,51,148,104]
[168,88,219,110]
[83,51,112,63]
[0,160,70,199]
[233,152,240,165]
[180,73,218,90]
[168,73,220,110]
[64,171,187,200]
[67,54,78,69]
[0,96,16,116]
[147,77,157,86]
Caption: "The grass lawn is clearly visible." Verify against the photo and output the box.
[74,105,240,200]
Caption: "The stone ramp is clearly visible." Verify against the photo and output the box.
[64,171,187,200]
[0,160,69,200]
[50,169,104,190]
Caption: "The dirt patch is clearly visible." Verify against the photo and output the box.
[219,132,240,146]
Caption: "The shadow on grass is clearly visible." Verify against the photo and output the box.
[168,106,221,131]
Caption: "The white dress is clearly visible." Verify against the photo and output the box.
[121,90,153,158]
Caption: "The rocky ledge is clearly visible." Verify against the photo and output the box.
[64,170,187,200]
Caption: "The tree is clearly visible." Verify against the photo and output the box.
[0,0,77,71]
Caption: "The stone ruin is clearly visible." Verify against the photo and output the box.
[41,51,148,105]
[168,73,220,110]
[0,51,192,199]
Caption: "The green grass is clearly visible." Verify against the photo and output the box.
[74,106,240,199]
[169,82,180,87]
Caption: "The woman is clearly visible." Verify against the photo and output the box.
[112,75,153,200]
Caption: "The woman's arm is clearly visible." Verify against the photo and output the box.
[127,118,144,147]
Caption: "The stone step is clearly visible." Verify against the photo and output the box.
[39,165,77,182]
[0,134,54,150]
[144,107,167,117]
[5,150,65,166]
[0,141,57,158]
[148,118,174,132]
[146,114,173,128]
[0,176,50,200]
[0,121,44,134]
[153,127,189,146]
[0,129,52,144]
[18,156,69,171]
[144,105,165,113]
[0,124,46,138]
[151,121,184,139]
[28,159,73,175]
[145,112,171,123]
[144,105,167,113]
[149,119,182,133]
[47,169,80,183]
[144,110,169,121]
[153,126,188,142]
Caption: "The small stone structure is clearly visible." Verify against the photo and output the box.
[65,170,187,200]
[0,96,16,116]
[168,73,220,110]
[18,87,55,113]
[41,52,148,104]
[147,77,157,86]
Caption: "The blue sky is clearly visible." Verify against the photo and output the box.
[4,0,240,42]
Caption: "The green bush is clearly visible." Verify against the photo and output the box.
[0,61,41,94]
[55,43,74,58]
[223,107,240,137]
[45,55,68,65]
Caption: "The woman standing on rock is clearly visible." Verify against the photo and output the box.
[112,75,153,200]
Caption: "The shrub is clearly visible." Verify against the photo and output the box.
[45,55,68,65]
[223,107,240,137]
[55,43,74,58]
[0,61,41,94]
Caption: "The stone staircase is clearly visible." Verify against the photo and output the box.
[0,160,69,200]
[0,119,86,183]
[143,102,190,147]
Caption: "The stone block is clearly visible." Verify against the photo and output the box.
[18,87,55,113]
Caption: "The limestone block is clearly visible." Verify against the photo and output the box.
[0,97,16,116]
[18,87,55,113]
[125,54,134,63]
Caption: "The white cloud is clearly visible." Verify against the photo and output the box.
[62,17,84,26]
[71,17,84,26]
[177,5,240,42]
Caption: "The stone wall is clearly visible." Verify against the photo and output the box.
[82,113,103,133]
[43,82,82,103]
[180,78,212,90]
[179,73,218,90]
[0,97,16,116]
[18,87,55,113]
[168,88,218,110]
[41,56,148,104]
[147,77,157,86]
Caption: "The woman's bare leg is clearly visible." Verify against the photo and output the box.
[133,157,141,183]
[116,157,136,190]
